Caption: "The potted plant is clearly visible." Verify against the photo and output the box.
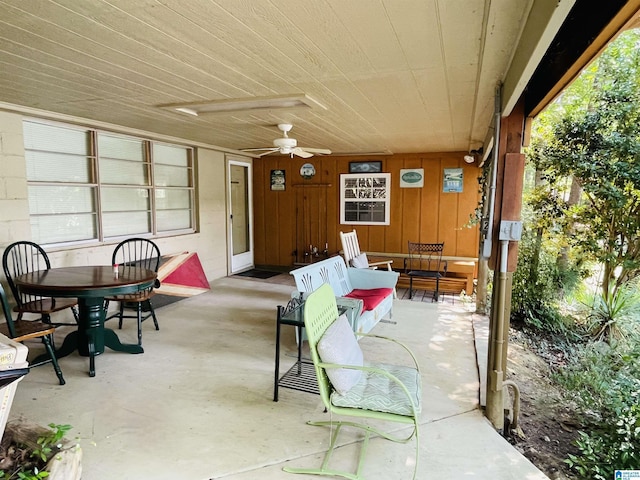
[0,421,81,480]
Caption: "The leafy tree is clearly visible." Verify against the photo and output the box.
[528,29,640,300]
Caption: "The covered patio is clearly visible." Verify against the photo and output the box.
[8,274,546,479]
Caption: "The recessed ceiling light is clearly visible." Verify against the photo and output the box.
[159,94,326,116]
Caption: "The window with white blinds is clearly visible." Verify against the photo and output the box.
[24,120,195,245]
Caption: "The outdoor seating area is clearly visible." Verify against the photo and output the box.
[290,255,398,335]
[4,274,549,479]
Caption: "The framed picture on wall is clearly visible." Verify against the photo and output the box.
[443,168,463,192]
[270,169,285,190]
[349,161,382,173]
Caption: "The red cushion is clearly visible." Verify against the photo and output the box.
[345,288,393,313]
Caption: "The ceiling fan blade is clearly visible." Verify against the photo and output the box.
[241,148,279,157]
[298,147,332,155]
[292,147,313,158]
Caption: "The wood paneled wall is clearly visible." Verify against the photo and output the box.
[253,152,481,267]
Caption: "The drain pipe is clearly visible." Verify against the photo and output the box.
[492,239,509,393]
[481,84,502,259]
[503,380,521,430]
[492,222,522,433]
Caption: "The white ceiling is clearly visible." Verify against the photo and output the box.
[0,0,572,156]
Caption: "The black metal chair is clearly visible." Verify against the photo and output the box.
[104,238,161,346]
[0,283,65,385]
[405,242,447,302]
[2,241,78,327]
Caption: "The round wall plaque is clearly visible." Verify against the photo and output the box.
[300,163,316,179]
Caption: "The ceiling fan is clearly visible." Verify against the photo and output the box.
[242,123,331,158]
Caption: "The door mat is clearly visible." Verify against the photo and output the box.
[235,269,282,279]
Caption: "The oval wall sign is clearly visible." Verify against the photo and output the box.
[399,168,424,188]
[401,171,423,183]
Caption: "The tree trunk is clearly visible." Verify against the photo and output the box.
[557,176,582,276]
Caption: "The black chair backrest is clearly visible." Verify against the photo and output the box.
[2,241,52,310]
[0,283,18,338]
[407,242,444,273]
[112,238,161,273]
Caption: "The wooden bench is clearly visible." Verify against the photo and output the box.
[365,252,477,295]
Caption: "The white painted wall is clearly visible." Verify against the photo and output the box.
[0,109,233,285]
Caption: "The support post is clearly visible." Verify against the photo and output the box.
[485,97,526,431]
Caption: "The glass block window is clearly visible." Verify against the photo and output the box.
[340,173,390,225]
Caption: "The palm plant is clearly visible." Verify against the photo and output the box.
[578,282,640,343]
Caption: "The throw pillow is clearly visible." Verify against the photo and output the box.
[350,252,369,269]
[317,314,364,395]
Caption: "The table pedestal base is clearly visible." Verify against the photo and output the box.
[35,297,143,377]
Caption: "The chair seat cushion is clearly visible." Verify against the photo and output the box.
[331,361,422,416]
[317,314,364,395]
[345,288,393,313]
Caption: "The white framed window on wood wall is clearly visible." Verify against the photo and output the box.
[340,173,390,225]
[23,119,195,246]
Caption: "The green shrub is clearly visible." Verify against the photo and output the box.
[556,341,640,479]
[511,225,582,335]
[565,384,639,479]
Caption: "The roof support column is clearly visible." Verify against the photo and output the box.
[485,98,526,431]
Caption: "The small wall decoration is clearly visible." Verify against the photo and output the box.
[399,168,424,188]
[443,168,463,192]
[349,161,382,173]
[300,163,316,179]
[270,169,285,190]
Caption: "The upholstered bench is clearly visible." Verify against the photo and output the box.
[290,256,399,334]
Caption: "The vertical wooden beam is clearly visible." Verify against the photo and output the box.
[486,97,526,431]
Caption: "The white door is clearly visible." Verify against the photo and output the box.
[227,158,254,273]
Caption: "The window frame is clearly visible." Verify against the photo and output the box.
[339,172,391,226]
[23,119,196,246]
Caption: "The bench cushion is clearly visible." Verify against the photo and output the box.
[346,288,393,313]
[331,361,422,416]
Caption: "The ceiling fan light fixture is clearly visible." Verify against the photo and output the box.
[241,123,330,158]
[273,137,297,149]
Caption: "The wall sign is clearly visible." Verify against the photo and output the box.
[443,168,463,192]
[300,163,316,179]
[399,169,424,188]
[270,169,285,190]
[349,161,382,173]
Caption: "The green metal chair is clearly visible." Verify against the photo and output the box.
[284,283,421,480]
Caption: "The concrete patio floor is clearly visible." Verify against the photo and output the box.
[6,274,549,479]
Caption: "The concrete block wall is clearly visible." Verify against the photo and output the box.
[0,111,31,245]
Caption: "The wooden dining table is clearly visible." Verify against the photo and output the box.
[15,265,157,377]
